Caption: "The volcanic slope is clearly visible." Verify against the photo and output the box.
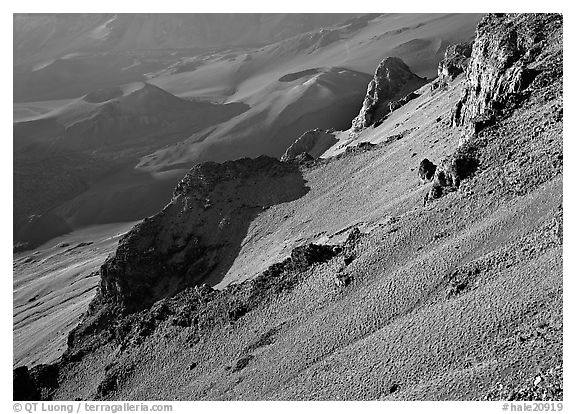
[14,14,359,101]
[13,222,137,367]
[14,13,562,401]
[13,14,481,250]
[138,67,372,171]
[13,82,247,250]
[139,13,481,169]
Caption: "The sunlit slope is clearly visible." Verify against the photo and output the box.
[151,13,482,100]
[139,68,372,171]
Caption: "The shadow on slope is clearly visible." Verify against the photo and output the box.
[138,67,371,172]
[98,156,310,312]
[13,83,250,250]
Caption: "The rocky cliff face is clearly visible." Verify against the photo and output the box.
[98,156,308,312]
[434,42,472,88]
[13,13,564,402]
[351,57,428,132]
[280,128,337,161]
[452,14,562,142]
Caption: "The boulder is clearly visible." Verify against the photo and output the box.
[426,148,479,202]
[418,159,437,183]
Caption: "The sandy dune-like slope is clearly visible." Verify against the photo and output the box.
[137,13,480,169]
[14,14,358,65]
[14,82,248,151]
[13,99,73,122]
[13,82,247,248]
[151,13,481,99]
[139,67,372,171]
[14,14,481,251]
[13,14,359,102]
[13,222,136,367]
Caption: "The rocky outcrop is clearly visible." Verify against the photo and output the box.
[418,158,437,183]
[13,364,59,401]
[351,57,428,132]
[424,142,479,205]
[281,129,337,161]
[452,14,562,142]
[98,156,308,312]
[435,42,472,87]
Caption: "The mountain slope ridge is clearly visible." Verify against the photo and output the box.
[13,13,562,402]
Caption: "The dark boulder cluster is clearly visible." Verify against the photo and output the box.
[373,91,421,128]
[423,144,479,205]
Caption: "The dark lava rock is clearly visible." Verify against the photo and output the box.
[389,91,420,112]
[342,142,378,156]
[96,362,134,399]
[232,355,254,373]
[228,303,249,321]
[98,155,308,313]
[13,364,59,401]
[334,272,353,287]
[13,366,39,401]
[292,152,316,165]
[374,91,421,127]
[426,143,479,203]
[418,158,437,183]
[352,57,428,132]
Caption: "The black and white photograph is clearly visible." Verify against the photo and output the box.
[8,5,567,409]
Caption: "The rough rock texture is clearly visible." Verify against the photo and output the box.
[13,364,59,401]
[452,14,562,142]
[373,91,421,128]
[14,13,562,402]
[351,57,428,132]
[281,129,337,161]
[98,156,308,312]
[388,91,420,113]
[35,233,358,400]
[435,42,473,87]
[425,142,479,203]
[418,158,437,183]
